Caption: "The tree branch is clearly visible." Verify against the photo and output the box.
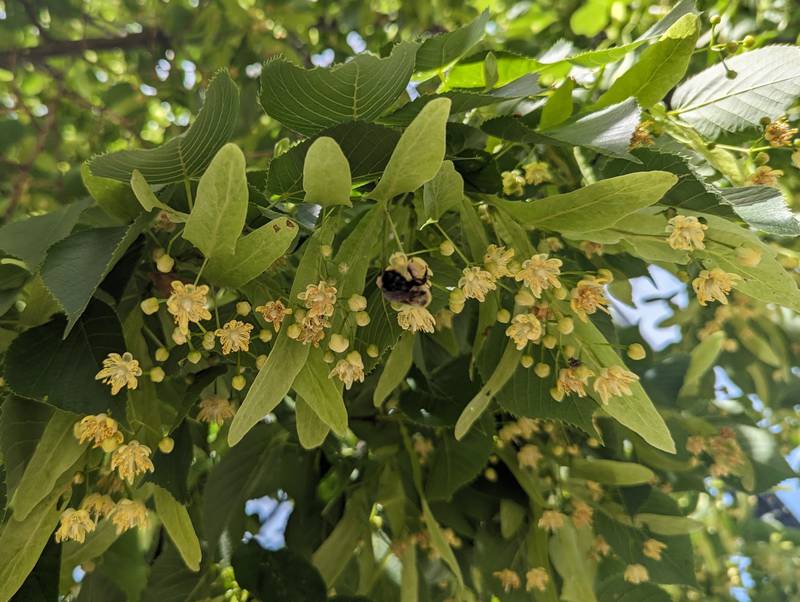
[0,27,169,67]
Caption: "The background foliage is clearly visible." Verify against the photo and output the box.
[3,0,800,601]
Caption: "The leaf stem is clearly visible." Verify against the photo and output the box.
[184,178,194,211]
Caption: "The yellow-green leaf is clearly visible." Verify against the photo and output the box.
[153,485,202,572]
[303,137,352,206]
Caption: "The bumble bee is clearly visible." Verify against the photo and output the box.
[567,357,582,368]
[376,258,432,307]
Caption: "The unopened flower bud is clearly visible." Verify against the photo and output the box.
[236,301,252,316]
[520,355,534,368]
[627,343,646,360]
[320,245,333,258]
[259,329,273,343]
[534,363,551,378]
[155,347,169,362]
[355,311,371,326]
[187,350,201,364]
[286,324,302,339]
[158,437,175,454]
[553,287,568,300]
[329,334,350,353]
[73,472,85,484]
[484,467,498,482]
[348,294,367,312]
[550,386,564,401]
[256,354,268,369]
[367,344,379,358]
[496,309,511,324]
[515,289,536,307]
[558,317,574,334]
[156,254,175,273]
[439,240,455,256]
[232,375,246,391]
[323,351,335,363]
[140,297,160,315]
[202,331,216,350]
[542,334,557,349]
[150,367,165,383]
[101,437,121,453]
[172,329,187,346]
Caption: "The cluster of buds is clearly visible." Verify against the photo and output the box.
[501,161,553,196]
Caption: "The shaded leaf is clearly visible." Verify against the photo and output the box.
[415,10,489,71]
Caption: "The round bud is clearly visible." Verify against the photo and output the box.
[256,354,268,369]
[367,344,380,358]
[542,334,557,349]
[328,334,350,353]
[355,311,371,326]
[496,308,511,324]
[709,14,721,25]
[484,467,498,482]
[725,41,739,54]
[550,386,564,401]
[557,317,574,335]
[348,294,368,312]
[101,436,121,453]
[155,347,170,362]
[187,350,202,364]
[755,151,770,165]
[323,351,335,364]
[627,343,646,360]
[236,301,252,316]
[152,248,165,261]
[286,323,302,339]
[140,297,160,315]
[172,329,187,346]
[158,437,175,454]
[150,367,166,383]
[72,472,85,484]
[232,374,246,391]
[515,288,536,307]
[725,69,738,79]
[439,240,455,256]
[520,355,534,368]
[259,329,273,343]
[552,445,565,457]
[534,363,551,378]
[202,331,216,350]
[553,286,568,300]
[156,254,175,273]
[743,34,756,48]
[320,245,333,258]
[587,437,600,448]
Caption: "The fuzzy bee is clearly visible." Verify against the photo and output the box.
[376,257,432,307]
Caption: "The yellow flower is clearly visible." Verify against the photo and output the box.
[593,365,639,404]
[594,535,611,556]
[166,281,212,334]
[686,435,705,456]
[81,493,116,521]
[580,241,604,258]
[624,564,650,585]
[764,116,797,147]
[293,314,330,346]
[505,313,542,350]
[111,499,149,534]
[692,268,741,306]
[255,300,292,331]
[517,444,542,469]
[630,120,654,148]
[412,434,435,464]
[749,165,783,187]
[215,320,253,354]
[197,395,235,424]
[73,413,122,448]
[586,480,604,501]
[396,304,436,334]
[95,352,142,395]
[55,508,96,543]
[297,280,338,318]
[458,266,496,302]
[501,170,525,196]
[110,440,154,484]
[329,351,365,390]
[556,365,594,398]
[538,510,566,533]
[570,276,610,322]
[493,569,521,592]
[515,254,562,297]
[666,215,707,251]
[571,500,593,528]
[483,244,515,278]
[525,567,550,592]
[523,161,552,185]
[643,538,667,560]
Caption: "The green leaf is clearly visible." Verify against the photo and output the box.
[734,425,796,492]
[455,340,521,440]
[89,70,239,183]
[153,486,202,572]
[183,143,248,258]
[416,160,464,227]
[4,300,127,417]
[293,347,348,436]
[571,459,655,485]
[204,217,298,288]
[373,331,415,407]
[61,520,119,583]
[295,396,330,450]
[422,500,464,587]
[539,77,574,129]
[10,409,85,521]
[0,198,91,270]
[302,137,352,206]
[717,186,800,236]
[635,513,704,535]
[570,0,611,36]
[0,397,52,499]
[595,14,699,109]
[426,419,493,501]
[568,315,675,453]
[141,541,209,602]
[499,499,526,539]
[311,489,370,585]
[415,10,489,71]
[229,219,336,446]
[679,331,724,397]
[0,490,62,601]
[233,543,326,602]
[550,524,598,602]
[369,98,451,202]
[492,172,677,234]
[260,43,417,136]
[545,99,640,159]
[266,122,400,199]
[81,163,143,223]
[40,213,149,336]
[672,45,800,138]
[130,170,188,222]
